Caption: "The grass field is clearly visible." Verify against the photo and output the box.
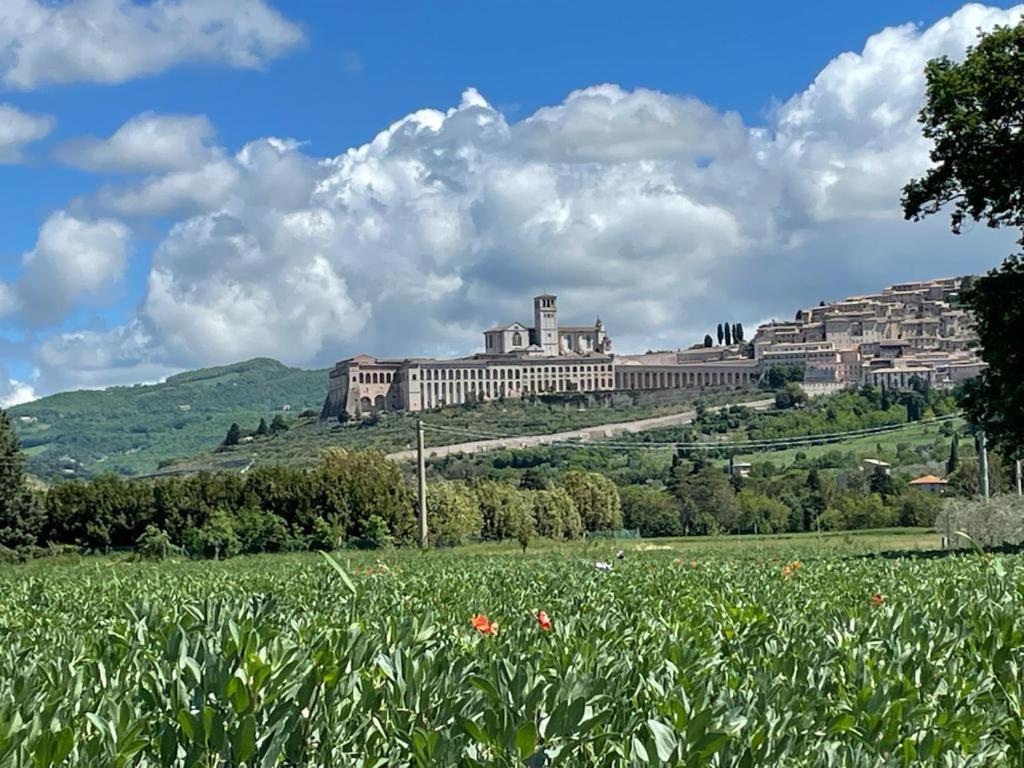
[1,532,1020,766]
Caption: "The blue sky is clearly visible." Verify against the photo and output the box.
[0,0,1020,404]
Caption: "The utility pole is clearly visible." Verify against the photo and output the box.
[417,420,428,548]
[977,430,990,500]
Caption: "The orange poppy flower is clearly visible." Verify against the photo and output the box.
[537,610,552,631]
[471,614,499,636]
[782,565,792,578]
[791,560,801,570]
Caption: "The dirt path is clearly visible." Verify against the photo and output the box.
[386,397,775,461]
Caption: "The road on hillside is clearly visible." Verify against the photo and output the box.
[386,397,775,461]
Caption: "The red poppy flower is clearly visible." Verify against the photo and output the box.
[471,614,499,636]
[872,593,883,606]
[537,610,552,631]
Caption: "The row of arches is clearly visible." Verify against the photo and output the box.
[615,368,754,390]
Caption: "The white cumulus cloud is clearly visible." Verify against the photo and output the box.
[55,112,217,172]
[0,103,54,162]
[0,0,304,90]
[12,211,131,327]
[24,3,1024,394]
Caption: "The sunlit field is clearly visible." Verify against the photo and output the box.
[1,536,1020,766]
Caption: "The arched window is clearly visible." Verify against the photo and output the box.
[512,331,523,347]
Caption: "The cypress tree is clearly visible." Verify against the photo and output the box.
[724,323,732,345]
[0,408,37,549]
[946,434,960,476]
[703,334,713,348]
[716,323,724,345]
[223,423,242,446]
[255,418,269,436]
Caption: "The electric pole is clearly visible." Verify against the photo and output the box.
[417,420,428,548]
[977,430,990,500]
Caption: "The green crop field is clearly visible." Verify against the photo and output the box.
[1,537,1021,766]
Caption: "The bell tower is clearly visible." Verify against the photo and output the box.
[533,294,558,356]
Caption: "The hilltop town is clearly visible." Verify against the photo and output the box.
[320,276,986,419]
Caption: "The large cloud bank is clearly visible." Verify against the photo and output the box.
[12,3,1024,396]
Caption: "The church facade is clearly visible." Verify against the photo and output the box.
[321,295,625,419]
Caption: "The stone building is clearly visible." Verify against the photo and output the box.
[320,277,987,421]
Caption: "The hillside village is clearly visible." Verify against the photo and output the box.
[321,276,985,419]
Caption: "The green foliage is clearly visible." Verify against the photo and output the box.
[946,433,960,477]
[620,485,681,537]
[320,449,414,543]
[184,507,241,559]
[761,366,804,390]
[9,358,327,479]
[774,382,808,410]
[958,259,1024,461]
[474,481,533,541]
[896,490,943,528]
[255,417,269,436]
[135,524,174,560]
[737,491,790,534]
[0,548,1021,764]
[270,414,289,435]
[558,471,622,532]
[0,408,39,549]
[531,487,582,540]
[673,464,741,534]
[901,20,1024,462]
[820,494,897,531]
[222,422,242,447]
[426,481,483,546]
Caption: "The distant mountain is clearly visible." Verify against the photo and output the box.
[9,358,329,481]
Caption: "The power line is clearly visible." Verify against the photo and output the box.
[420,413,961,454]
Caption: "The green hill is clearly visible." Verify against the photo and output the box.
[9,358,329,480]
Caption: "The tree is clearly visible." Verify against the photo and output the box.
[717,323,724,345]
[679,465,741,534]
[733,323,744,343]
[136,524,175,560]
[774,382,808,410]
[319,449,414,543]
[737,491,789,534]
[427,481,482,546]
[880,383,891,411]
[532,487,581,540]
[222,423,242,447]
[724,323,732,346]
[703,335,714,348]
[868,465,897,499]
[946,434,960,477]
[900,391,926,422]
[269,415,289,435]
[255,418,269,436]
[558,471,622,532]
[185,507,240,559]
[902,20,1024,461]
[0,408,39,550]
[474,481,532,540]
[620,485,681,537]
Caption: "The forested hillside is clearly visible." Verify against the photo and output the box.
[9,359,328,481]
